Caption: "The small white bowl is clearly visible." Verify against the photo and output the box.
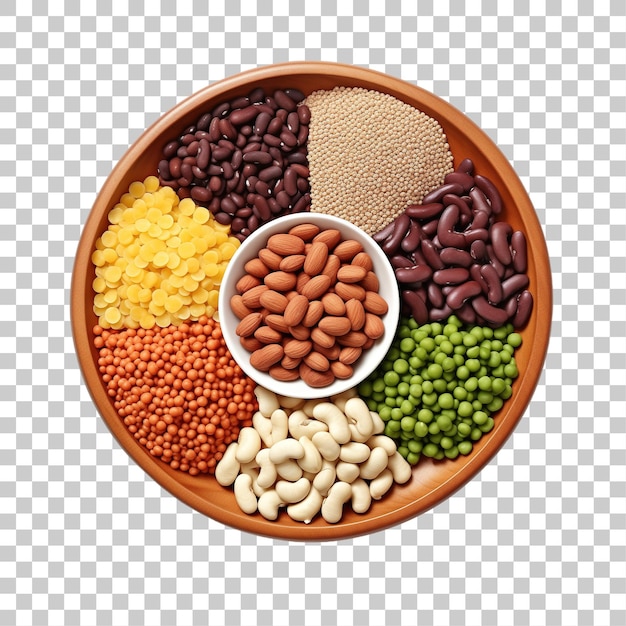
[218,213,401,399]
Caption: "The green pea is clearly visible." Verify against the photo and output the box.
[463,333,478,347]
[401,416,416,432]
[428,422,440,435]
[456,365,470,380]
[433,351,447,365]
[396,382,409,398]
[457,401,474,418]
[466,358,480,373]
[472,399,483,411]
[421,380,434,394]
[417,408,433,423]
[422,392,438,406]
[492,365,505,378]
[432,379,447,393]
[407,317,418,329]
[457,422,472,437]
[378,406,392,421]
[420,337,436,352]
[358,380,373,397]
[479,346,491,361]
[383,371,399,387]
[365,398,378,412]
[393,359,409,375]
[502,343,514,355]
[464,376,478,392]
[466,345,480,358]
[458,440,473,455]
[387,420,401,433]
[409,383,422,399]
[437,415,453,432]
[384,397,396,408]
[399,337,416,353]
[494,326,508,340]
[372,391,385,403]
[398,325,412,339]
[483,327,493,339]
[440,436,454,450]
[422,443,439,458]
[400,400,414,415]
[504,362,519,378]
[388,347,400,361]
[470,428,483,441]
[444,446,459,459]
[409,356,424,369]
[389,407,403,421]
[438,392,454,410]
[499,350,512,364]
[453,386,467,401]
[479,417,495,433]
[491,339,503,351]
[500,385,513,400]
[398,445,409,458]
[407,452,420,465]
[372,378,386,393]
[470,326,484,341]
[428,363,443,379]
[488,352,501,368]
[442,356,456,372]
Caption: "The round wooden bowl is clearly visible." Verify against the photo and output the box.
[71,62,552,541]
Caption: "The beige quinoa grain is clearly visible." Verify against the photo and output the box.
[303,86,454,235]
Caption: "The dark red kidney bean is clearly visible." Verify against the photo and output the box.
[390,255,414,269]
[513,290,533,328]
[230,96,250,110]
[208,164,223,176]
[243,151,273,165]
[218,118,237,141]
[191,166,208,180]
[464,228,489,244]
[289,163,309,178]
[443,194,472,220]
[231,217,246,232]
[231,149,243,170]
[248,87,265,103]
[258,165,283,182]
[276,109,288,123]
[474,174,503,215]
[158,159,171,179]
[405,202,444,220]
[247,214,260,232]
[297,105,311,124]
[229,105,259,126]
[444,171,475,191]
[255,180,271,197]
[296,176,309,193]
[296,125,308,145]
[230,193,245,209]
[197,112,212,131]
[190,186,212,203]
[276,190,291,209]
[480,263,503,305]
[169,157,182,178]
[490,221,513,266]
[395,265,432,284]
[469,187,492,216]
[292,193,310,213]
[186,140,199,156]
[220,196,237,215]
[422,182,464,205]
[280,130,298,147]
[196,139,211,170]
[212,101,230,118]
[373,219,397,243]
[180,162,193,182]
[181,133,195,146]
[274,90,297,112]
[470,239,487,262]
[159,176,178,189]
[471,296,509,326]
[254,111,272,135]
[427,282,444,308]
[242,141,262,154]
[177,145,189,158]
[239,125,253,136]
[421,220,438,237]
[287,151,307,165]
[446,281,483,310]
[178,186,191,198]
[163,140,179,158]
[504,293,519,318]
[437,205,466,249]
[501,273,529,300]
[456,158,474,175]
[242,164,258,181]
[253,195,271,221]
[287,111,300,134]
[401,220,423,252]
[212,146,232,162]
[267,117,283,136]
[284,167,298,196]
[208,116,221,142]
[456,302,476,324]
[420,239,445,270]
[268,147,283,165]
[226,173,240,192]
[209,176,224,194]
[268,197,281,214]
[284,88,305,102]
[402,290,429,325]
[469,208,489,229]
[469,264,489,294]
[486,244,505,278]
[511,230,528,273]
[235,132,248,149]
[263,133,283,148]
[382,214,410,255]
[236,207,252,218]
[221,161,234,180]
[429,304,453,321]
[214,212,232,225]
[440,248,472,267]
[433,267,470,285]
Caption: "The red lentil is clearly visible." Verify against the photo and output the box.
[94,315,257,475]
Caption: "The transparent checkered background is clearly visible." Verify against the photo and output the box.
[1,1,625,625]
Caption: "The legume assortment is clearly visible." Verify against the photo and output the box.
[358,315,521,465]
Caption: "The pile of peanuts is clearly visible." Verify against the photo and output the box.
[216,386,412,524]
[375,158,533,329]
[231,222,389,387]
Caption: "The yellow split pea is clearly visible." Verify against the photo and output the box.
[92,177,239,329]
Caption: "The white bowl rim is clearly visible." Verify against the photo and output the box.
[218,213,401,399]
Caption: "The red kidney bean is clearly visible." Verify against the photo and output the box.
[158,159,171,180]
[253,195,271,221]
[230,96,250,110]
[169,157,182,179]
[404,202,444,220]
[490,221,513,266]
[443,193,472,220]
[247,215,260,232]
[190,186,212,203]
[439,248,472,267]
[420,239,444,270]
[374,219,398,243]
[196,139,211,170]
[267,117,283,136]
[283,167,297,196]
[208,116,221,141]
[218,118,237,141]
[456,302,476,324]
[437,205,466,249]
[296,124,309,145]
[390,255,414,269]
[433,267,470,285]
[504,293,519,318]
[486,244,505,278]
[444,171,474,192]
[215,212,232,225]
[513,290,533,328]
[400,220,423,252]
[446,281,483,310]
[429,304,453,321]
[427,282,444,308]
[280,130,298,148]
[474,174,503,215]
[248,87,265,103]
[229,105,259,126]
[292,193,310,213]
[287,111,300,133]
[402,290,429,325]
[231,217,246,232]
[274,89,297,112]
[254,111,272,135]
[471,296,508,326]
[382,213,411,255]
[297,105,311,124]
[456,158,474,175]
[255,180,271,198]
[222,161,235,180]
[163,141,179,158]
[395,265,432,284]
[243,150,273,165]
[285,88,305,102]
[501,273,529,301]
[511,230,528,273]
[463,228,489,245]
[197,112,212,131]
[258,165,283,182]
[422,182,464,205]
[469,187,492,216]
[470,239,487,262]
[469,264,489,294]
[480,263,503,304]
[220,196,238,215]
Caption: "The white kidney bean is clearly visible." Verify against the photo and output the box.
[335,461,360,483]
[234,473,258,514]
[344,397,375,439]
[312,402,351,444]
[276,394,306,410]
[321,481,352,523]
[369,468,394,500]
[330,388,357,413]
[288,409,328,440]
[287,486,323,524]
[370,411,385,434]
[270,408,289,443]
[339,441,371,464]
[297,436,323,474]
[255,448,278,490]
[254,386,280,417]
[275,459,303,482]
[387,451,412,484]
[215,442,240,486]
[312,459,336,496]
[366,435,397,456]
[252,411,273,447]
[351,478,372,514]
[301,399,319,417]
[311,431,340,462]
[358,446,389,480]
[269,438,304,464]
[235,427,262,464]
[258,489,285,521]
[275,477,311,503]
